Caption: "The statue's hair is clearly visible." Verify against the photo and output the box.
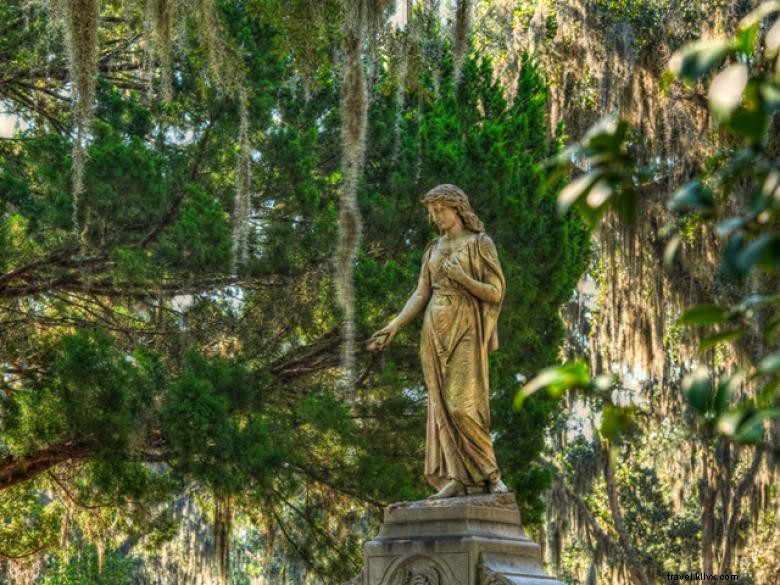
[422,184,484,233]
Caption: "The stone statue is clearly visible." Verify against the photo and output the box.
[368,184,508,499]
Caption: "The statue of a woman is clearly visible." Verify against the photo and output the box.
[368,184,508,499]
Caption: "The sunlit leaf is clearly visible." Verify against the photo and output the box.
[664,235,681,268]
[516,361,591,408]
[738,1,780,30]
[584,179,612,208]
[669,40,733,83]
[717,407,748,436]
[593,374,615,392]
[557,171,607,214]
[767,17,780,56]
[700,329,744,351]
[709,64,748,116]
[763,170,780,200]
[586,119,629,153]
[678,304,729,326]
[760,82,780,113]
[758,352,780,374]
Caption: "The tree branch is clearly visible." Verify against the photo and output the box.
[0,442,93,491]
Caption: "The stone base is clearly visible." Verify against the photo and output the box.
[352,493,562,585]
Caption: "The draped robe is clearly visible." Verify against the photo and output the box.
[418,231,505,489]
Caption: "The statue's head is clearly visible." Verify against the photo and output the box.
[422,184,484,234]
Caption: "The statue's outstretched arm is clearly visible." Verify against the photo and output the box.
[367,245,433,351]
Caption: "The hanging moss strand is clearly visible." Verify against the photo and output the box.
[231,88,252,272]
[336,0,370,399]
[453,0,470,82]
[63,0,100,236]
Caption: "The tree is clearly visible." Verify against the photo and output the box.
[1,2,589,582]
[517,1,780,581]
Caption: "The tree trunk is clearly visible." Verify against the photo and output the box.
[721,447,762,574]
[701,445,717,575]
[602,443,651,585]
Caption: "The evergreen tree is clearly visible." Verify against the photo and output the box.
[0,1,588,580]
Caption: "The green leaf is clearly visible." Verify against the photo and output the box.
[725,106,770,144]
[668,181,716,215]
[669,40,734,83]
[737,293,780,313]
[683,367,712,414]
[734,24,759,56]
[735,234,775,274]
[516,361,591,408]
[766,314,780,341]
[717,217,745,236]
[600,404,633,443]
[585,118,630,152]
[714,370,744,416]
[758,352,780,374]
[700,329,745,351]
[678,304,729,326]
[732,408,780,443]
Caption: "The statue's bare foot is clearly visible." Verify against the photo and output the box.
[428,480,465,499]
[489,477,508,494]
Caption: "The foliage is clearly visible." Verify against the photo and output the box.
[0,2,589,581]
[39,544,140,585]
[522,1,780,454]
[360,49,591,524]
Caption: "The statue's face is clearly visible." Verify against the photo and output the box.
[426,202,460,232]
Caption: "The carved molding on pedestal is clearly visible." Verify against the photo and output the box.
[388,556,448,585]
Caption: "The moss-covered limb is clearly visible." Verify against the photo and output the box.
[0,442,93,491]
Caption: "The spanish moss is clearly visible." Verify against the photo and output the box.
[150,0,174,101]
[63,0,99,236]
[335,0,369,398]
[231,88,252,272]
[452,0,470,82]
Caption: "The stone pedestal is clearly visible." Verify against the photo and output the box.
[353,493,562,585]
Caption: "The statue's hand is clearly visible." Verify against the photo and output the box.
[442,257,467,283]
[367,323,398,351]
